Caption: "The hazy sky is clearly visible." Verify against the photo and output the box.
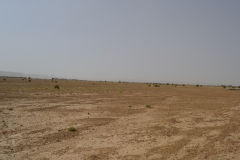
[0,0,240,85]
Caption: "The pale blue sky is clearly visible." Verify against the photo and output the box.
[0,0,239,85]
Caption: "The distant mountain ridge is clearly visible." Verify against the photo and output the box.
[0,71,52,79]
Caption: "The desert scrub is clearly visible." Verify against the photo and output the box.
[68,127,77,132]
[146,104,151,108]
[54,85,60,89]
[221,85,226,88]
[128,105,132,108]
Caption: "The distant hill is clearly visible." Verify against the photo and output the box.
[0,71,52,79]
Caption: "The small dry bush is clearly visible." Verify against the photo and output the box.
[68,127,77,132]
[146,104,151,108]
[28,77,32,82]
[54,85,60,89]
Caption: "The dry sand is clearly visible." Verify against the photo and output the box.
[1,78,240,160]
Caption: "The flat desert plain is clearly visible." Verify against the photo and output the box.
[1,78,240,160]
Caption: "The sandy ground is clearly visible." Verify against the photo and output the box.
[1,78,240,160]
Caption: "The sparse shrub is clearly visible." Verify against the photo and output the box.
[28,77,31,82]
[238,86,240,89]
[166,83,169,85]
[221,85,226,88]
[54,85,60,89]
[196,84,200,87]
[8,108,13,111]
[146,104,151,108]
[232,86,237,89]
[3,78,6,81]
[68,127,77,132]
[128,105,132,108]
[2,120,7,127]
